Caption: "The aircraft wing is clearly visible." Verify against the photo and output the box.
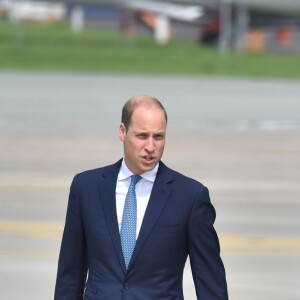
[125,0,203,22]
[62,0,203,22]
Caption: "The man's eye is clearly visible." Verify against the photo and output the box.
[154,135,164,140]
[137,134,148,139]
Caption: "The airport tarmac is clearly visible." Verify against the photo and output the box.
[0,71,300,299]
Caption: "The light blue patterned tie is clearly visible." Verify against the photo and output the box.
[120,175,141,269]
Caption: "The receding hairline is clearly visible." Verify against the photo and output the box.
[128,95,165,110]
[121,95,167,129]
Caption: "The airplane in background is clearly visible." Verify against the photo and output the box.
[63,0,204,22]
[0,0,204,44]
[2,0,299,49]
[65,0,204,43]
[61,0,300,46]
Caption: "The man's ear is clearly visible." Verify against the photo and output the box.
[119,123,126,141]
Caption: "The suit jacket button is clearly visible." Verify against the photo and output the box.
[124,282,130,289]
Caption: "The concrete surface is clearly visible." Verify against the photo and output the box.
[0,71,300,299]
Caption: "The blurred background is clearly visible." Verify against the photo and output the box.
[0,1,300,299]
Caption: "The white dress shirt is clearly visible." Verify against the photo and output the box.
[116,160,158,238]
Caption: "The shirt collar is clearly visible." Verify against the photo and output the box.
[118,159,159,183]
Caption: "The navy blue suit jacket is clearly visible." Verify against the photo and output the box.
[54,160,228,300]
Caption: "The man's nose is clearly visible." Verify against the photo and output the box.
[145,138,155,152]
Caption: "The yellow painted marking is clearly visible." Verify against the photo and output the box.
[220,235,300,254]
[0,221,300,258]
[0,251,58,258]
[0,221,63,240]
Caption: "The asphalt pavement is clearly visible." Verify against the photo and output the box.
[0,71,299,300]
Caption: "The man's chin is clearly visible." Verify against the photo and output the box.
[140,161,157,172]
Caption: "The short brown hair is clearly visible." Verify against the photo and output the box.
[121,95,167,130]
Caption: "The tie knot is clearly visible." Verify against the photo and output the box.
[131,175,141,186]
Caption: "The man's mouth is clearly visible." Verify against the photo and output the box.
[141,155,155,162]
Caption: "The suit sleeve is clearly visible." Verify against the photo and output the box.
[54,175,88,300]
[188,186,228,300]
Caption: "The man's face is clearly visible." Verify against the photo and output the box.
[119,105,167,175]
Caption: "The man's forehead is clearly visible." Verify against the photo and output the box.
[132,105,165,118]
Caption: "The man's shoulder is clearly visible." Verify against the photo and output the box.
[160,162,206,190]
[72,160,121,184]
[77,164,114,176]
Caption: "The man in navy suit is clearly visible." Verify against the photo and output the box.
[54,95,228,300]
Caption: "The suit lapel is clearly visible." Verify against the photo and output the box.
[128,163,173,270]
[98,160,126,273]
